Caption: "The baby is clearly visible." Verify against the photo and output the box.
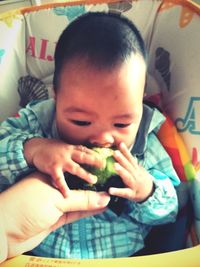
[0,12,180,258]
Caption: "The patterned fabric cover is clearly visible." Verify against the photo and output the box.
[0,0,200,248]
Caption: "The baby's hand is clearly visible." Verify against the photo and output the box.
[109,142,154,202]
[24,138,105,197]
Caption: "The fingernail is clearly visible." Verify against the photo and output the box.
[97,192,110,207]
[95,156,106,169]
[90,175,97,184]
[114,150,120,157]
[102,159,106,169]
[114,162,120,171]
[63,188,71,198]
[120,142,126,149]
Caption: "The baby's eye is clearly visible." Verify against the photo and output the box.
[114,123,131,128]
[71,120,91,126]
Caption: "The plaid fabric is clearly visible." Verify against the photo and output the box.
[0,99,180,258]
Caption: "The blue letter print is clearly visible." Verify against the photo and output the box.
[175,97,200,135]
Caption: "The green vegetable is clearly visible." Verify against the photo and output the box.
[65,147,125,215]
[88,147,117,185]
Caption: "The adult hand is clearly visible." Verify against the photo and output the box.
[0,172,110,263]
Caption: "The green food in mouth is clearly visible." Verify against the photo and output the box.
[88,147,117,186]
[65,147,126,215]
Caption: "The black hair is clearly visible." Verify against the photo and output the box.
[53,11,147,91]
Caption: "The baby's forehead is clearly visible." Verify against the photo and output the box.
[58,53,146,102]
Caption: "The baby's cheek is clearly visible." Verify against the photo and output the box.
[119,129,137,148]
[58,125,86,144]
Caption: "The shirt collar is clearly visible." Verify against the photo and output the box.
[132,104,165,156]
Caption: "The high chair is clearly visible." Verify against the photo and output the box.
[0,0,200,266]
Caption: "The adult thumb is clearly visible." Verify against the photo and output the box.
[56,190,110,213]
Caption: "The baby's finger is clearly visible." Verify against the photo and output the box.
[109,187,136,201]
[114,162,136,188]
[72,147,105,169]
[118,142,138,166]
[114,150,136,175]
[64,160,97,184]
[51,169,70,198]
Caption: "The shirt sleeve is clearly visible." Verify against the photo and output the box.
[0,106,44,192]
[131,178,178,225]
[127,133,180,225]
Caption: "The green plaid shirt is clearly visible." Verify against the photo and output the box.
[0,99,180,258]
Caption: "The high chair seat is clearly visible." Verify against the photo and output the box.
[0,0,200,265]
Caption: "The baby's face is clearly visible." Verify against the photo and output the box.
[55,54,146,149]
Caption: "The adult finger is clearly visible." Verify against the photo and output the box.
[51,208,106,231]
[55,190,110,213]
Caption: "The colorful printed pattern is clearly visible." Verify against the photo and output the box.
[157,114,196,182]
[0,9,21,27]
[0,48,5,64]
[108,1,133,13]
[175,97,200,174]
[175,97,200,135]
[53,6,86,22]
[155,47,171,91]
[159,1,197,28]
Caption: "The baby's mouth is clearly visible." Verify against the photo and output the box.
[84,142,118,150]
